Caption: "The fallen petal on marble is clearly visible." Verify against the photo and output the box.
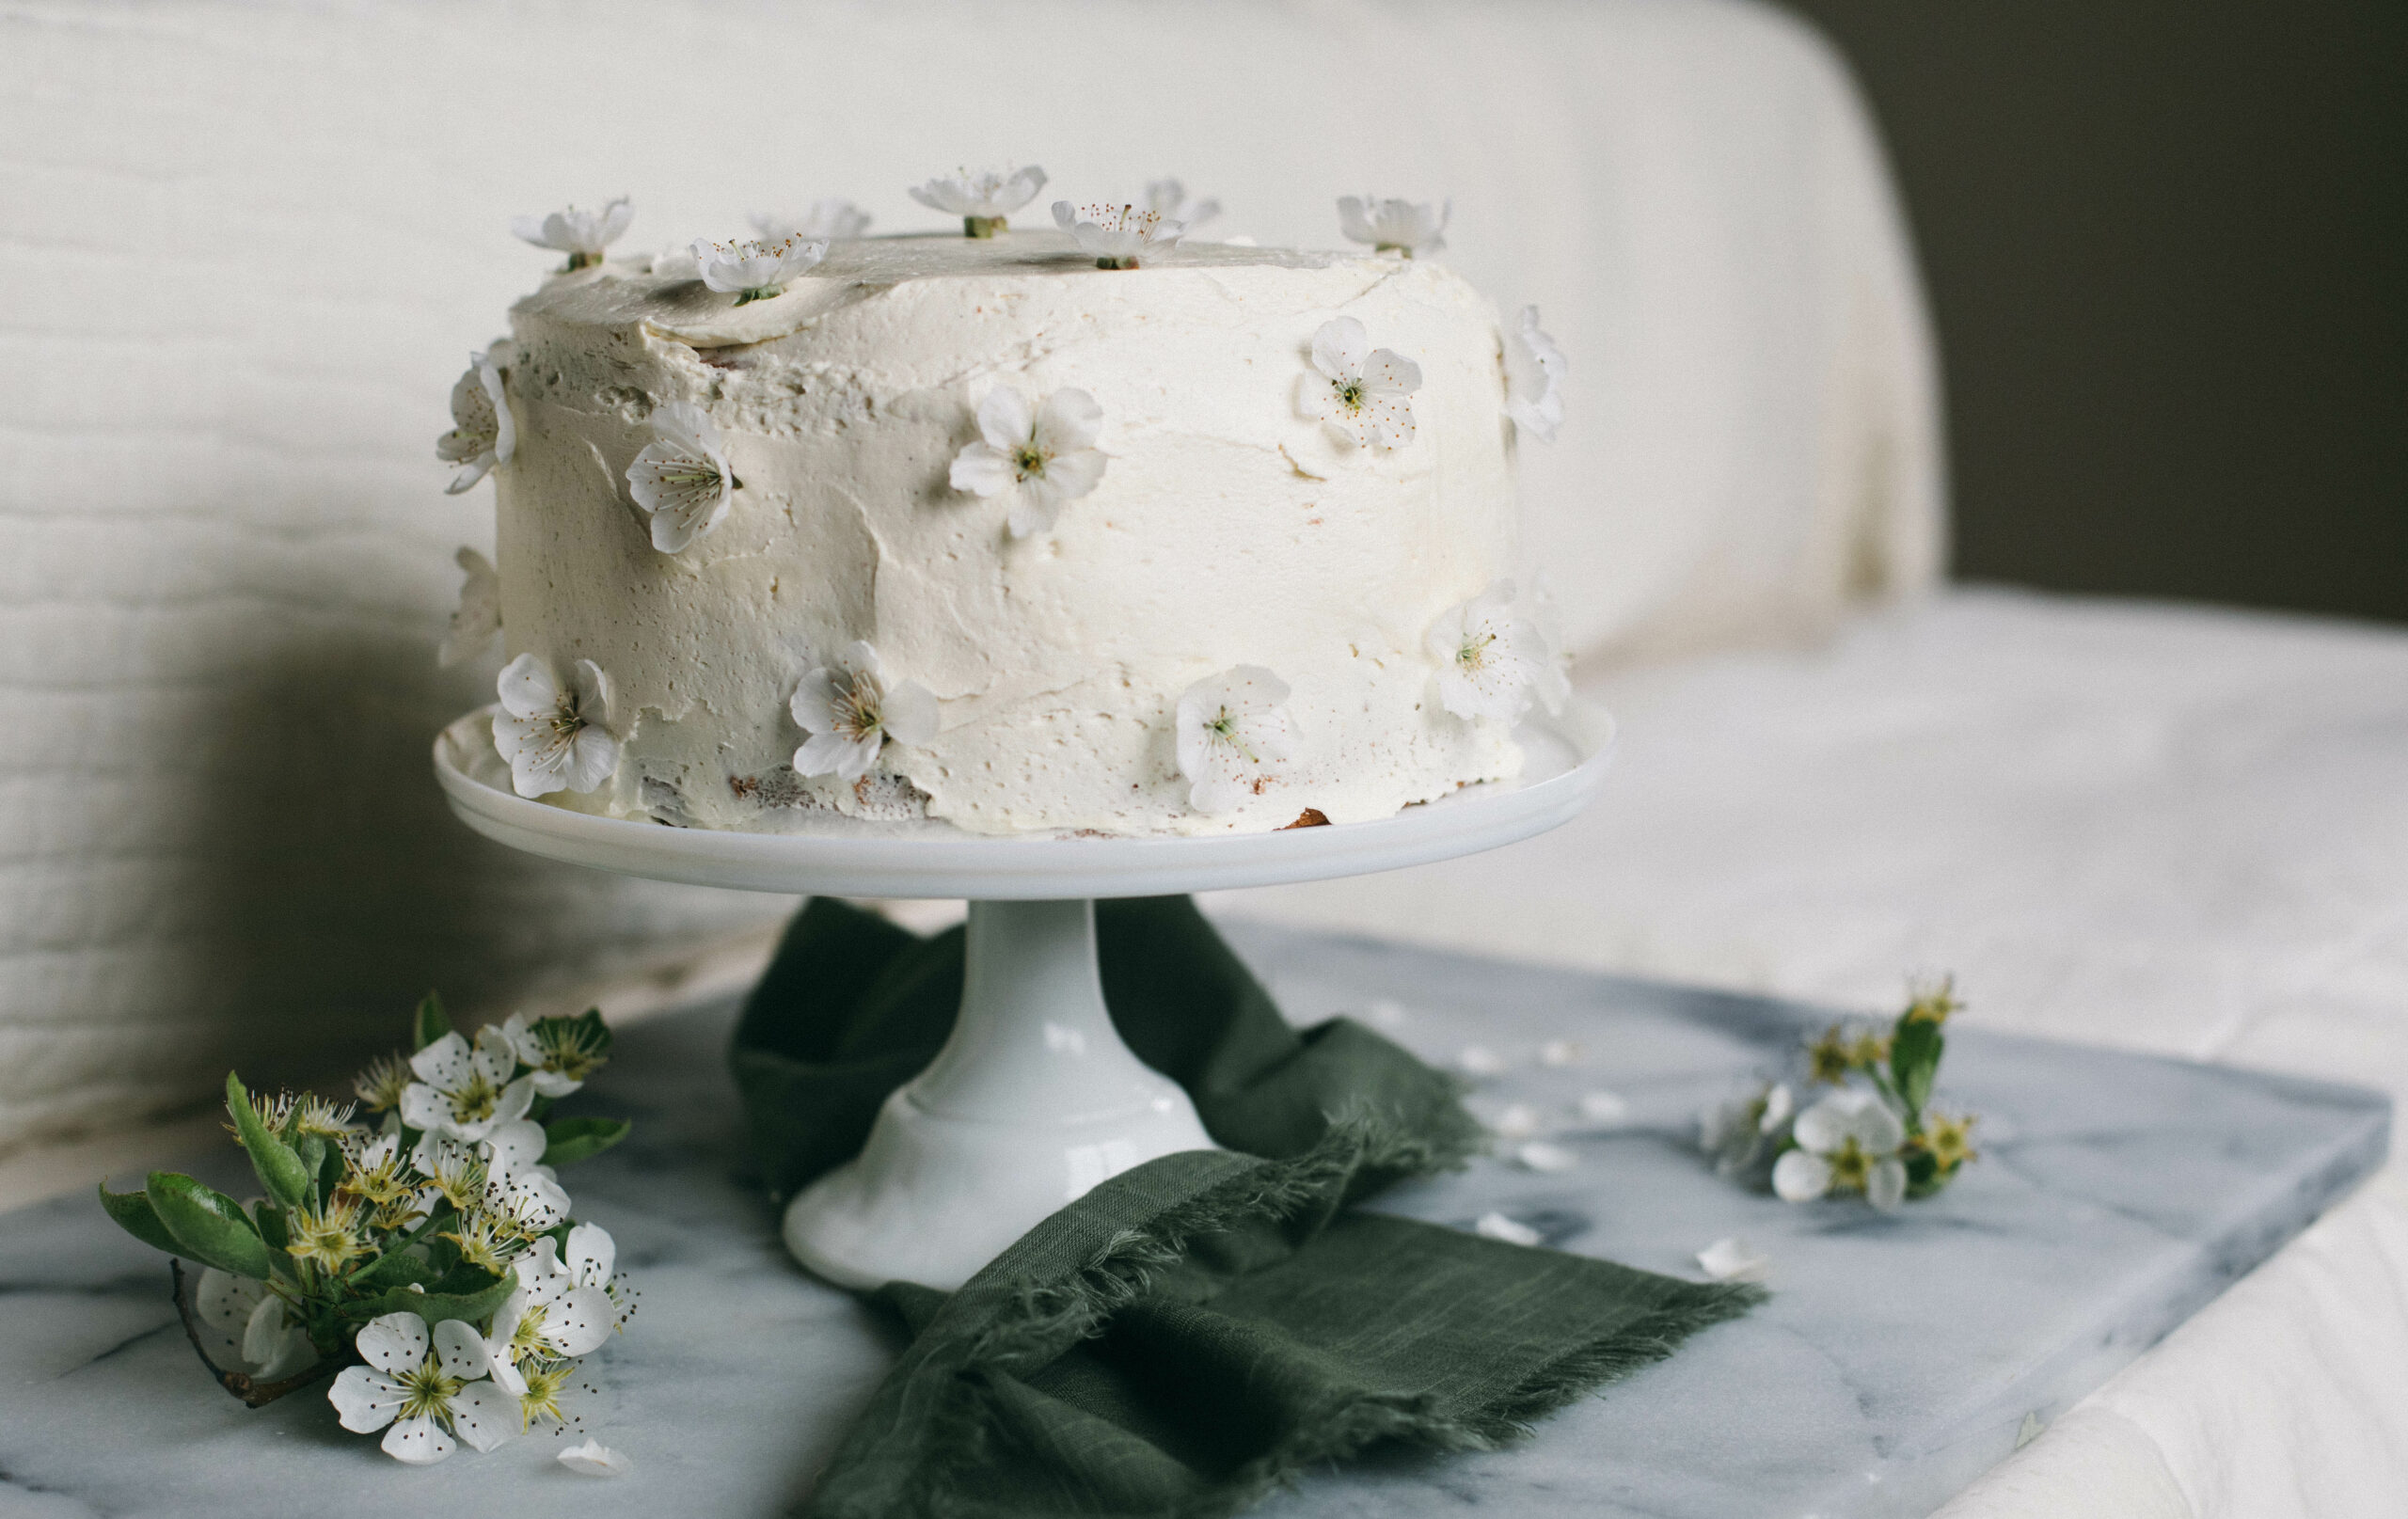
[1492,1102,1544,1139]
[1457,1044,1507,1076]
[1697,1236,1771,1283]
[559,1437,633,1478]
[1577,1089,1630,1124]
[1540,1039,1583,1067]
[1517,1141,1577,1173]
[1473,1211,1543,1247]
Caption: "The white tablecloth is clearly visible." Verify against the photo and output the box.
[1227,587,2408,1518]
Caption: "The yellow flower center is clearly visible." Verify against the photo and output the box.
[396,1358,464,1424]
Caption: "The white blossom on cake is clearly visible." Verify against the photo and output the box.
[1426,580,1552,723]
[692,234,828,304]
[949,387,1107,537]
[511,197,633,269]
[436,348,515,494]
[626,402,734,554]
[1504,306,1567,442]
[1338,195,1450,258]
[790,641,942,783]
[1297,316,1422,452]
[1145,179,1221,232]
[751,198,873,243]
[1175,667,1298,815]
[1053,200,1184,268]
[911,166,1047,236]
[491,654,620,799]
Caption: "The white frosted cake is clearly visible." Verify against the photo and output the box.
[446,219,1566,837]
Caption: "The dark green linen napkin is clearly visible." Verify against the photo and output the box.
[733,897,1761,1519]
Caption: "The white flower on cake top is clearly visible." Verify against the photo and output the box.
[1053,200,1184,269]
[751,198,872,243]
[436,348,514,494]
[1427,580,1560,723]
[329,1310,518,1464]
[512,196,633,270]
[1176,667,1298,815]
[790,641,941,783]
[439,546,501,667]
[400,1026,535,1143]
[1146,179,1221,231]
[1504,306,1567,442]
[950,387,1107,537]
[492,654,620,799]
[1774,1089,1909,1209]
[691,233,828,304]
[911,165,1047,234]
[1339,195,1449,258]
[626,402,734,554]
[1299,317,1422,452]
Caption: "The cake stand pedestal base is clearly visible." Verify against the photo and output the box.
[780,898,1212,1290]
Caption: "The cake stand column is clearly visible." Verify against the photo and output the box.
[781,897,1216,1290]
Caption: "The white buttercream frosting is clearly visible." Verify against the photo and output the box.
[490,231,1529,835]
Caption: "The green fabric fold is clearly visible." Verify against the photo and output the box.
[732,897,1761,1519]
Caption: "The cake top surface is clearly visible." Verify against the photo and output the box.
[512,231,1370,345]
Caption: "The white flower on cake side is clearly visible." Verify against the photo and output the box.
[401,1026,536,1144]
[512,197,633,270]
[911,166,1047,236]
[1426,580,1560,723]
[1175,667,1298,815]
[492,654,620,799]
[1503,306,1567,442]
[1773,1089,1909,1209]
[790,641,941,783]
[436,348,515,494]
[440,546,501,667]
[328,1311,518,1464]
[626,402,734,554]
[1052,200,1183,269]
[751,198,873,244]
[691,233,828,305]
[1338,195,1449,258]
[949,387,1106,537]
[1298,316,1422,453]
[1146,179,1221,232]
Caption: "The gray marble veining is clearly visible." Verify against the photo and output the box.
[0,923,2385,1519]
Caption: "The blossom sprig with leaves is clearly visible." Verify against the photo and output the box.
[1702,976,1979,1209]
[98,994,635,1464]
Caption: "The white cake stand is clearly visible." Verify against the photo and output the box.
[433,703,1614,1290]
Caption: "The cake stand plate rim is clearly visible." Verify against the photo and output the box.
[431,700,1615,899]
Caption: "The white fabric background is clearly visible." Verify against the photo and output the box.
[0,0,1938,1153]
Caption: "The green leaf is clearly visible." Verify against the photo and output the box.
[314,1134,346,1201]
[413,990,452,1052]
[225,1073,311,1211]
[342,1273,514,1326]
[254,1200,291,1253]
[351,1247,438,1291]
[98,1184,181,1255]
[540,1116,630,1167]
[1890,1019,1944,1120]
[430,1259,500,1297]
[146,1172,274,1279]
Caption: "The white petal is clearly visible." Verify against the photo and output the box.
[1002,165,1047,210]
[793,731,857,779]
[494,654,558,720]
[486,1344,528,1398]
[1364,395,1418,452]
[1294,372,1339,423]
[1472,1211,1542,1247]
[196,1268,262,1335]
[974,388,1035,451]
[531,1068,581,1099]
[597,197,634,246]
[432,1319,489,1380]
[1868,1157,1909,1210]
[1857,1099,1909,1153]
[1696,1236,1771,1283]
[1771,1148,1833,1201]
[841,640,880,676]
[1006,488,1061,540]
[476,359,515,466]
[565,1222,616,1286]
[329,1366,407,1432]
[492,1075,536,1128]
[1579,1090,1630,1123]
[832,732,881,783]
[450,1381,521,1452]
[559,1438,633,1478]
[789,669,842,734]
[950,441,1018,498]
[1040,446,1106,503]
[1760,1084,1796,1131]
[1051,199,1078,231]
[354,1312,430,1376]
[882,680,941,747]
[382,1414,455,1464]
[1032,388,1102,454]
[241,1294,292,1369]
[1792,1096,1852,1154]
[1517,1141,1576,1173]
[1363,348,1423,395]
[1311,317,1369,382]
[561,725,621,794]
[482,1118,547,1180]
[1336,196,1378,245]
[543,1285,616,1357]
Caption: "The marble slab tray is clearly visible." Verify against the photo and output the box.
[0,924,2386,1519]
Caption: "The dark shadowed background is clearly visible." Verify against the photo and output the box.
[1779,0,2406,625]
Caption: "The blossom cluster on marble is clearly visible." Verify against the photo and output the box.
[436,178,1574,833]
